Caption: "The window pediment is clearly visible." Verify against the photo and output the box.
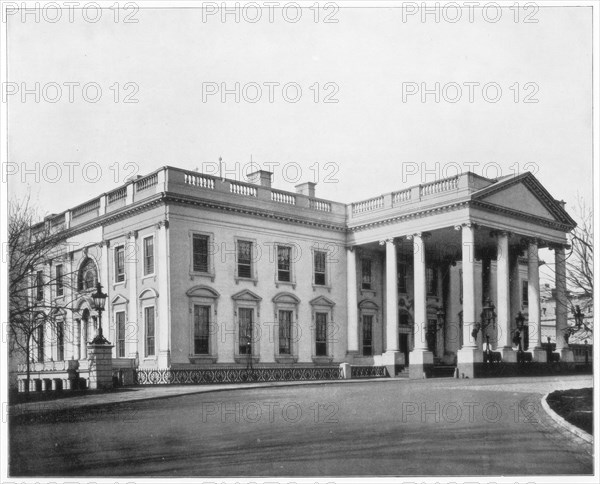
[309,295,335,307]
[231,289,262,302]
[272,292,300,305]
[111,294,129,305]
[139,288,159,300]
[186,285,220,299]
[358,299,379,310]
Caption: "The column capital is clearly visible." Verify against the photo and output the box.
[406,232,431,240]
[157,220,169,230]
[489,229,511,238]
[378,238,395,246]
[98,239,111,249]
[127,230,138,239]
[455,222,478,231]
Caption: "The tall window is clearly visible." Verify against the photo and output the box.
[522,280,529,305]
[238,308,253,355]
[57,321,64,361]
[237,241,253,278]
[143,236,154,275]
[362,315,373,356]
[116,311,126,358]
[314,250,327,286]
[55,264,63,296]
[115,246,125,283]
[397,263,407,293]
[35,270,43,301]
[36,324,44,362]
[277,246,291,282]
[78,258,98,291]
[361,259,372,290]
[194,305,210,355]
[192,234,209,272]
[279,310,292,355]
[315,312,328,356]
[145,306,155,357]
[426,266,438,296]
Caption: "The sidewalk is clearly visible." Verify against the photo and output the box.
[9,377,394,416]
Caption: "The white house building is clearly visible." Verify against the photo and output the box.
[13,167,578,388]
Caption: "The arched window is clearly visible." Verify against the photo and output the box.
[78,258,98,291]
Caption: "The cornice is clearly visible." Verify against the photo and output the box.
[348,201,469,232]
[164,193,347,232]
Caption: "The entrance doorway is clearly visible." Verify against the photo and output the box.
[399,334,409,365]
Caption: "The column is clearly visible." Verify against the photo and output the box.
[528,240,546,362]
[412,234,427,351]
[496,232,516,361]
[408,233,433,379]
[157,220,171,367]
[100,240,111,342]
[74,319,81,360]
[378,238,403,375]
[346,247,359,355]
[456,223,482,378]
[461,224,477,349]
[384,239,398,352]
[554,246,573,361]
[127,232,138,358]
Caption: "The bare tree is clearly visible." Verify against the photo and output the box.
[8,196,79,392]
[564,198,593,341]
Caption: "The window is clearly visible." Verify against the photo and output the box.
[194,305,210,355]
[522,280,529,305]
[238,308,253,355]
[314,250,327,286]
[143,236,154,276]
[115,246,125,283]
[426,266,438,296]
[55,264,63,296]
[116,311,126,358]
[277,246,291,282]
[192,234,209,272]
[315,312,328,356]
[36,270,43,301]
[144,306,155,357]
[237,241,253,278]
[398,263,407,293]
[279,310,292,355]
[36,324,44,362]
[361,259,372,290]
[57,321,64,361]
[362,315,373,356]
[78,258,98,291]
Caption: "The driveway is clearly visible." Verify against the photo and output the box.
[9,375,593,476]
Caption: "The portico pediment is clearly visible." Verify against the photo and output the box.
[470,173,576,229]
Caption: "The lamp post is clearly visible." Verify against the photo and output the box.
[514,311,526,354]
[90,282,110,345]
[584,339,589,367]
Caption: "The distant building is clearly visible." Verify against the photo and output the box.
[12,168,578,387]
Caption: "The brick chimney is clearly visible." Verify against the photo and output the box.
[295,182,316,198]
[247,170,272,188]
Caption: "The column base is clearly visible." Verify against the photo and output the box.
[457,347,483,379]
[532,347,547,363]
[559,348,575,362]
[380,351,405,377]
[500,347,518,363]
[409,349,434,379]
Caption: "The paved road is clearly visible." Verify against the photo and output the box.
[10,375,593,477]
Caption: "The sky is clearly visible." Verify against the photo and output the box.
[2,1,595,283]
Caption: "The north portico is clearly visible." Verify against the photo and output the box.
[346,172,576,378]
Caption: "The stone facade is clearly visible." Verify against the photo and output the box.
[13,167,578,387]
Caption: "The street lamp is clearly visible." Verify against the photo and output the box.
[479,297,496,339]
[573,305,584,328]
[90,282,110,345]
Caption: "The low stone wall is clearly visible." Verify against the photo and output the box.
[470,361,593,379]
